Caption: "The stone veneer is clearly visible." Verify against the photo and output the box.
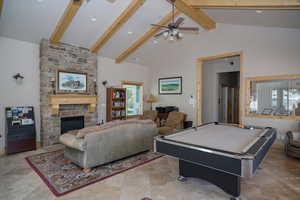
[40,39,98,146]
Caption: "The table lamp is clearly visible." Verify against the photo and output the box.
[146,94,157,110]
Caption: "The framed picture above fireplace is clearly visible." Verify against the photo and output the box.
[57,70,87,93]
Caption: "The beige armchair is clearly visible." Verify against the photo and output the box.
[140,110,158,122]
[159,112,186,135]
[285,131,300,159]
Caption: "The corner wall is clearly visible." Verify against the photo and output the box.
[97,56,153,123]
[150,24,300,137]
[39,40,98,146]
[0,37,40,149]
[0,36,153,149]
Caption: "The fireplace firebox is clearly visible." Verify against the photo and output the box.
[61,116,84,134]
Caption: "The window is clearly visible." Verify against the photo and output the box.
[122,81,143,116]
[246,75,300,120]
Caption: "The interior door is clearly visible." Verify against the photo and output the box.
[219,85,239,123]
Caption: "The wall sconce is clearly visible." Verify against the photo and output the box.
[102,80,108,88]
[13,73,24,83]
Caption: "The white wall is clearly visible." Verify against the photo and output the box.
[0,37,40,148]
[0,37,153,149]
[97,56,153,123]
[150,24,300,137]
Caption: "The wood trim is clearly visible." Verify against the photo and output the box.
[90,0,145,53]
[49,95,97,115]
[246,74,300,81]
[115,10,181,63]
[246,113,300,120]
[245,78,251,117]
[121,80,144,86]
[239,52,245,124]
[188,0,300,10]
[196,60,203,126]
[198,51,242,62]
[0,0,3,18]
[272,143,284,150]
[50,0,83,44]
[172,0,216,30]
[196,51,244,126]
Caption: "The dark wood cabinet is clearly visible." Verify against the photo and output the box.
[5,107,36,154]
[106,88,127,122]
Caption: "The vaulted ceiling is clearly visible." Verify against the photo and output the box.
[0,0,300,66]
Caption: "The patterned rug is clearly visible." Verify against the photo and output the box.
[25,150,163,197]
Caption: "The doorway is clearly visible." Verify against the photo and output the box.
[196,52,244,126]
[218,71,240,123]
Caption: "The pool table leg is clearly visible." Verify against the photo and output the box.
[179,160,241,199]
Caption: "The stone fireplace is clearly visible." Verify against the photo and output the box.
[40,40,98,146]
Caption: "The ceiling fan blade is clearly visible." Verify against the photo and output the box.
[174,17,185,28]
[154,30,169,38]
[151,24,169,29]
[177,27,199,31]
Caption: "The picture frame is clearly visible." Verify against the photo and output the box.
[158,76,182,95]
[57,70,87,94]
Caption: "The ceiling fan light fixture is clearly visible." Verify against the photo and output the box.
[168,35,175,42]
[178,32,183,38]
[163,31,169,38]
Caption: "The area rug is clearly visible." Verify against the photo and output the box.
[25,150,163,197]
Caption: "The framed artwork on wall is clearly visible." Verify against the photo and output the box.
[57,70,87,93]
[159,76,182,95]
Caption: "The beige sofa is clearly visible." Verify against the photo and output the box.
[59,119,158,170]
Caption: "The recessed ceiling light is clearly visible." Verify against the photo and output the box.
[128,31,133,35]
[90,17,97,22]
[153,40,158,44]
[37,0,44,3]
[256,10,263,14]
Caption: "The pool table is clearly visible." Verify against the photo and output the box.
[154,122,277,200]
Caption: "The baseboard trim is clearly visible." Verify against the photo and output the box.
[272,143,284,150]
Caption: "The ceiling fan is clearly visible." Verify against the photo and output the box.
[151,0,199,42]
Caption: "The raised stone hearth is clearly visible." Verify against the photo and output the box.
[40,40,98,146]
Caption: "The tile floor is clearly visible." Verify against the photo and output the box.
[0,146,299,200]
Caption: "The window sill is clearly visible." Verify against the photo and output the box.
[246,113,300,120]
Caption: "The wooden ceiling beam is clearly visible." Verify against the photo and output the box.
[50,0,83,44]
[0,0,4,18]
[91,0,145,53]
[115,10,181,64]
[188,0,300,10]
[170,0,216,30]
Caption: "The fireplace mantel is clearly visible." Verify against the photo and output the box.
[49,95,97,115]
